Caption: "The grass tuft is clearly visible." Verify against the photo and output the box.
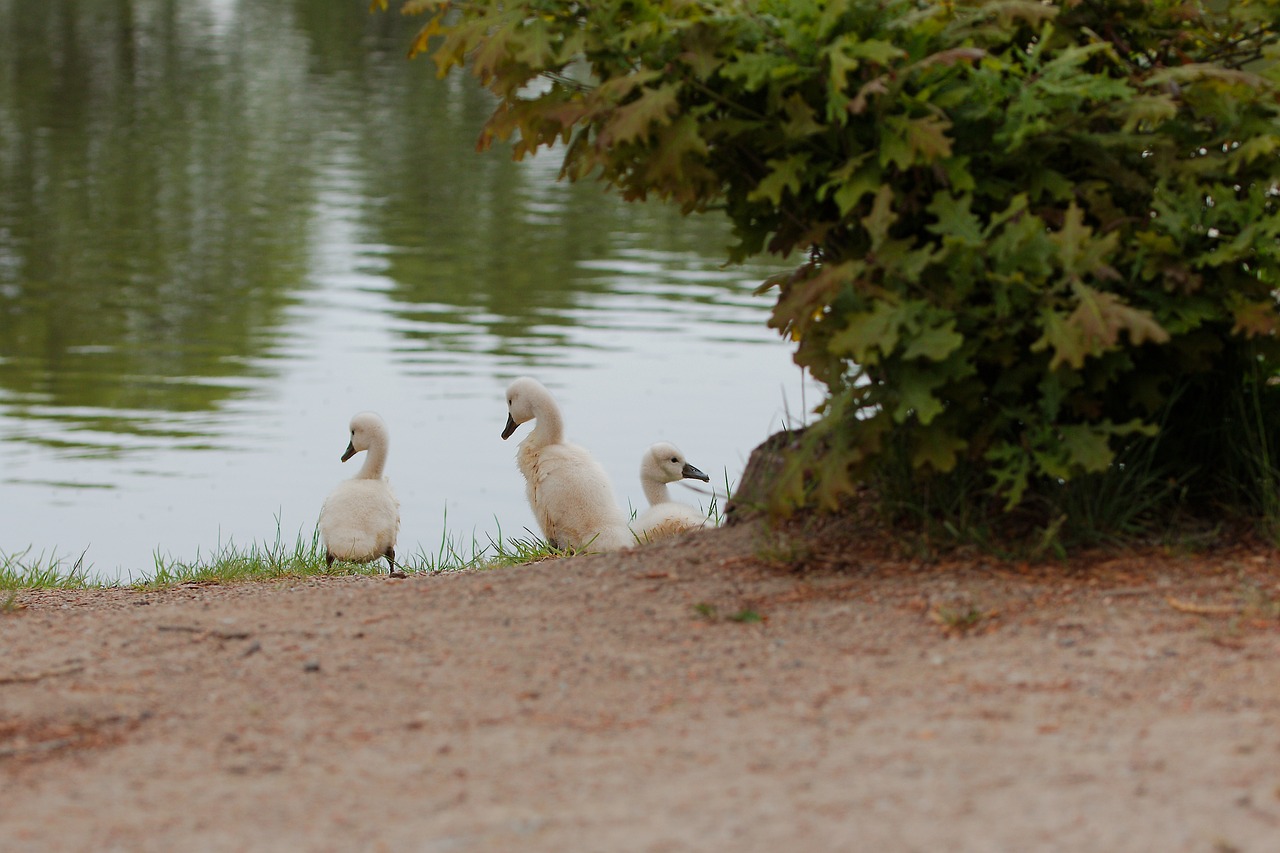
[0,547,96,590]
[485,522,582,566]
[727,608,763,623]
[136,525,337,589]
[3,504,682,592]
[931,603,992,634]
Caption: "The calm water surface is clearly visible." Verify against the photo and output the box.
[0,1,814,581]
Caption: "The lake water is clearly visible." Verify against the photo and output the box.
[0,1,815,582]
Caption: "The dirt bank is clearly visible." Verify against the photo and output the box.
[2,515,1279,852]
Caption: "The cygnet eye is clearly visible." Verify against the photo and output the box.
[670,457,679,463]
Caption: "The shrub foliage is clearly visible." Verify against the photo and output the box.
[377,0,1280,532]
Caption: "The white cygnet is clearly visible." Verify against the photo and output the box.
[633,442,712,542]
[319,411,401,573]
[501,377,632,552]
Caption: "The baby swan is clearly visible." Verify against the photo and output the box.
[633,442,712,543]
[501,377,632,552]
[319,412,401,574]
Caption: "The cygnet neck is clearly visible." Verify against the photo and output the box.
[526,392,566,448]
[642,468,672,507]
[355,437,388,480]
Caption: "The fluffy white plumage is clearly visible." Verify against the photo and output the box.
[633,442,712,543]
[501,377,633,552]
[319,411,400,572]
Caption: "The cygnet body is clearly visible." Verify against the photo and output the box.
[633,442,712,542]
[501,377,632,551]
[319,412,400,572]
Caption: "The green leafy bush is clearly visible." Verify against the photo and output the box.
[377,0,1280,537]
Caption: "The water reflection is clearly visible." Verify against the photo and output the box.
[0,0,812,579]
[0,0,315,428]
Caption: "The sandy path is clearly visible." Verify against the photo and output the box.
[2,519,1279,851]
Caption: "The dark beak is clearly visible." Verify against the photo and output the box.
[501,414,519,440]
[682,462,710,482]
[341,441,356,462]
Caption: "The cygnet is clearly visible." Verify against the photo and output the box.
[633,442,712,542]
[501,377,632,551]
[319,411,401,573]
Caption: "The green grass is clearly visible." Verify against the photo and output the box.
[484,522,613,564]
[1,482,735,594]
[1,546,96,590]
[707,468,733,527]
[692,601,765,624]
[0,511,578,592]
[136,526,347,589]
[137,515,543,589]
[932,603,988,633]
[727,608,763,623]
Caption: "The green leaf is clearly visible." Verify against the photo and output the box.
[1057,424,1114,474]
[748,155,808,205]
[644,113,713,196]
[1049,203,1121,281]
[902,320,964,362]
[513,19,555,67]
[911,426,968,473]
[1118,94,1179,133]
[828,156,880,216]
[927,193,984,247]
[406,14,446,58]
[823,34,906,95]
[592,70,663,105]
[1228,135,1280,175]
[878,121,913,171]
[828,299,907,365]
[860,185,897,250]
[1232,300,1280,338]
[1031,309,1089,371]
[598,84,681,146]
[721,52,798,90]
[1145,63,1266,90]
[985,442,1034,509]
[878,114,953,169]
[1068,282,1171,354]
[1032,284,1170,372]
[893,364,947,425]
[904,114,953,162]
[782,93,824,138]
[843,37,907,68]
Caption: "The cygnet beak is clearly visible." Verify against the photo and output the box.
[682,462,710,482]
[501,414,519,440]
[341,441,357,462]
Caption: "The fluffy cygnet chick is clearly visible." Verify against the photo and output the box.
[319,411,401,573]
[633,442,712,542]
[501,377,632,552]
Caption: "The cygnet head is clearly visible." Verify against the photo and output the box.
[342,411,388,461]
[645,442,710,485]
[501,376,549,440]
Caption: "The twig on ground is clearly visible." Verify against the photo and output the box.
[1166,596,1238,616]
[157,624,252,640]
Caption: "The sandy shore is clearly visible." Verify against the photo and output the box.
[2,515,1279,851]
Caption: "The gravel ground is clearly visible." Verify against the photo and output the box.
[2,514,1279,852]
